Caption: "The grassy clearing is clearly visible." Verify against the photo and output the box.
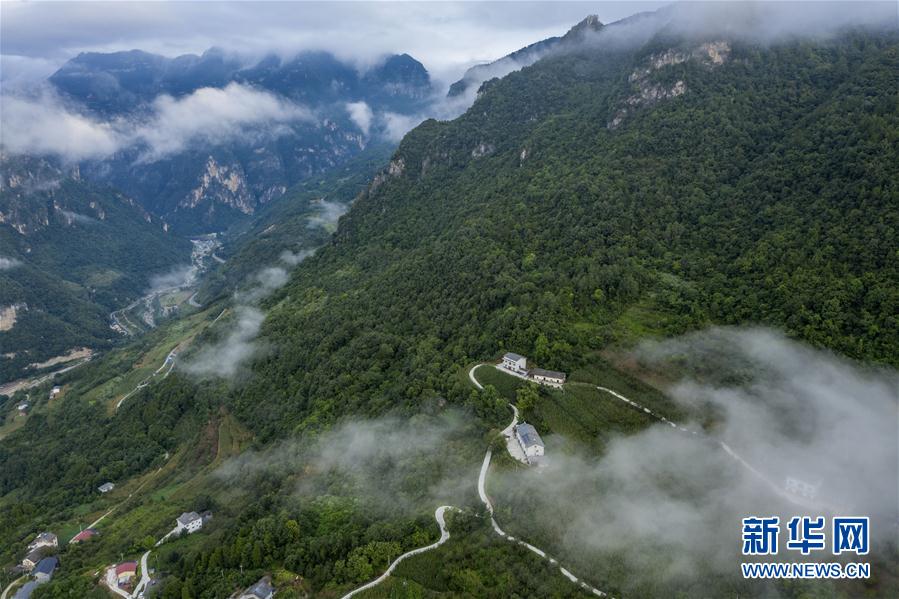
[568,355,684,421]
[0,410,27,440]
[469,365,530,402]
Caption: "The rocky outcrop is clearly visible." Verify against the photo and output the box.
[608,41,731,130]
[182,157,254,214]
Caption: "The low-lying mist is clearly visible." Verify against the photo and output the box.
[492,327,897,591]
[217,412,483,516]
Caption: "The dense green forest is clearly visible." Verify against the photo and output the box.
[2,22,897,599]
[0,164,192,380]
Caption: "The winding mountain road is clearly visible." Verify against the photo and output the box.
[340,365,610,598]
[340,506,455,599]
[116,348,177,411]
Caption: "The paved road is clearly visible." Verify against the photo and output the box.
[116,349,177,411]
[477,447,609,597]
[105,566,131,598]
[0,575,25,599]
[131,551,152,598]
[468,364,484,389]
[340,506,455,599]
[470,367,611,597]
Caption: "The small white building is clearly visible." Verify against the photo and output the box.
[50,386,61,398]
[17,402,30,413]
[514,423,545,464]
[98,482,115,494]
[501,352,527,373]
[27,532,58,552]
[176,511,204,534]
[530,368,566,388]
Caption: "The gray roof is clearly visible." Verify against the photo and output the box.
[30,532,57,545]
[244,578,274,598]
[33,557,58,577]
[516,423,544,448]
[530,368,566,380]
[98,482,115,491]
[177,511,201,525]
[503,352,526,361]
[23,548,45,564]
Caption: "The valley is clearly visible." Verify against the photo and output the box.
[0,3,897,599]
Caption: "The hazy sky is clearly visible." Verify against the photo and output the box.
[0,1,671,84]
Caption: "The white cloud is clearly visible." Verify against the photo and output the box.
[132,83,313,162]
[0,257,23,270]
[0,90,122,162]
[0,83,313,163]
[306,199,347,230]
[380,111,426,142]
[183,306,264,378]
[345,101,373,136]
[279,248,315,266]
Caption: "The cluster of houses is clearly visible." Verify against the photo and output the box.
[500,353,566,388]
[13,532,60,598]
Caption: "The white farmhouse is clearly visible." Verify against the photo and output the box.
[27,532,58,552]
[530,368,566,388]
[514,423,545,464]
[176,512,204,534]
[98,482,115,493]
[501,352,527,373]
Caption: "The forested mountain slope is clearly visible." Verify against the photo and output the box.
[234,26,898,438]
[2,14,897,599]
[0,156,192,381]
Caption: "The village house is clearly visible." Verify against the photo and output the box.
[239,576,275,599]
[17,402,29,413]
[501,352,528,373]
[50,386,61,398]
[115,561,138,588]
[98,482,115,493]
[514,423,545,464]
[175,511,210,535]
[27,532,58,552]
[70,528,99,544]
[530,368,567,388]
[33,557,58,583]
[21,548,45,571]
